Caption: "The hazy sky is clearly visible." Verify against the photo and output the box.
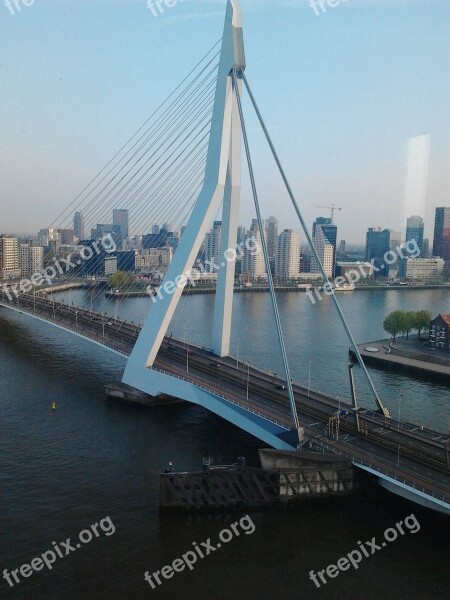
[1,0,449,244]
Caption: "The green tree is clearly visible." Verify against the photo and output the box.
[383,311,407,341]
[108,271,135,289]
[403,311,416,340]
[412,310,432,339]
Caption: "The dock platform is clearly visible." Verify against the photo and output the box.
[354,338,450,381]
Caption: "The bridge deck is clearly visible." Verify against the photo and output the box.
[1,292,449,507]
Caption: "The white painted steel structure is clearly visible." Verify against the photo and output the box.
[123,0,245,377]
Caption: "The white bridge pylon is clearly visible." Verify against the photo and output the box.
[124,0,245,376]
[122,0,389,430]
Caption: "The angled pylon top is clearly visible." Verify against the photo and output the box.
[226,0,246,71]
[229,0,243,27]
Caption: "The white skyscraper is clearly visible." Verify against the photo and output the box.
[204,221,222,272]
[276,230,301,279]
[265,216,278,259]
[0,236,21,279]
[19,242,44,277]
[311,227,334,277]
[242,220,266,280]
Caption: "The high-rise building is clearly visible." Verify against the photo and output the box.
[242,227,266,280]
[240,220,266,280]
[388,230,401,278]
[104,256,118,276]
[142,230,168,249]
[311,231,334,277]
[74,212,85,241]
[204,221,222,272]
[57,229,75,245]
[237,226,246,247]
[73,240,110,277]
[433,207,450,261]
[311,218,337,277]
[399,258,444,281]
[301,246,312,273]
[38,229,61,250]
[113,209,129,241]
[312,217,337,277]
[136,247,173,274]
[19,241,44,277]
[338,240,347,258]
[167,231,180,252]
[406,215,424,255]
[91,224,121,249]
[116,251,137,273]
[151,224,160,235]
[0,236,21,279]
[275,230,301,279]
[265,216,278,259]
[422,238,430,258]
[365,228,401,278]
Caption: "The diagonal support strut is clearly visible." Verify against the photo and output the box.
[240,71,391,419]
[232,68,304,442]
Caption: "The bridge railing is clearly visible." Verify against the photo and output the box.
[0,295,132,357]
[153,366,290,430]
[313,436,449,504]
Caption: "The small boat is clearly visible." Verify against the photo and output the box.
[335,284,355,292]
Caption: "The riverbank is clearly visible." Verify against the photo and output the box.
[104,282,450,298]
[354,337,450,382]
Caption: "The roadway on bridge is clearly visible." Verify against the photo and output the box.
[155,339,450,498]
[1,292,449,506]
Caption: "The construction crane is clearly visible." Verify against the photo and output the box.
[311,204,343,223]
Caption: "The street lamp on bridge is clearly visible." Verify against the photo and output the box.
[102,320,112,338]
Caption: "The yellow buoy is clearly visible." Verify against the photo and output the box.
[52,402,56,411]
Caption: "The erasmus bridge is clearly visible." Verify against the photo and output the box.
[1,1,449,515]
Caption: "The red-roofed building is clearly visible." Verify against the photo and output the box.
[429,314,450,351]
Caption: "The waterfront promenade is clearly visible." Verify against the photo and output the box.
[356,338,450,381]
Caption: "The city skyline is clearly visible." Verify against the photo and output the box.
[4,206,449,252]
[3,206,449,285]
[4,199,449,249]
[1,0,449,240]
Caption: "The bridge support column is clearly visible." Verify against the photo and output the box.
[122,0,246,376]
[212,78,242,357]
[348,353,360,433]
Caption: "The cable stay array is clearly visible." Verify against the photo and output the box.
[39,29,390,423]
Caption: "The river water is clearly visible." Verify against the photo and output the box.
[0,288,448,599]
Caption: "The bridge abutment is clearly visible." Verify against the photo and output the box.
[159,448,369,513]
